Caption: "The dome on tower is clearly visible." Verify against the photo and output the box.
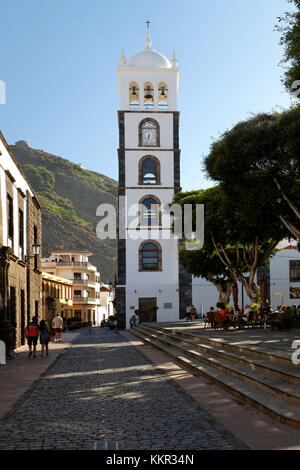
[124,21,176,69]
[127,48,172,68]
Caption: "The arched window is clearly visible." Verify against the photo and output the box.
[158,82,168,110]
[139,241,162,271]
[139,118,160,147]
[139,196,161,226]
[144,81,154,109]
[129,81,140,109]
[139,156,161,185]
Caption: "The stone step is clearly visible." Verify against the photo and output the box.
[138,324,300,386]
[144,324,293,367]
[137,325,300,408]
[130,328,300,429]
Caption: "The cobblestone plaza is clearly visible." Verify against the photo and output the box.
[0,329,244,450]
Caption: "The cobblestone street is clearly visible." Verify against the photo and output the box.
[0,328,245,450]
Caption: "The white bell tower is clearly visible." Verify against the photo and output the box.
[116,23,191,329]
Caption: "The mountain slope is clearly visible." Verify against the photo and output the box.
[10,141,117,282]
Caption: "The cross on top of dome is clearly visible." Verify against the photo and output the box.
[119,21,178,69]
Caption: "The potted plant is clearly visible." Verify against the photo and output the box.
[108,315,117,330]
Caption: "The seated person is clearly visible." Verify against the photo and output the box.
[241,305,251,325]
[205,307,216,328]
[219,306,230,330]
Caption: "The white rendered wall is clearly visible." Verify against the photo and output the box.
[124,113,174,149]
[126,236,179,285]
[118,68,179,111]
[125,151,174,188]
[0,139,35,197]
[0,138,35,258]
[192,276,251,314]
[270,249,300,309]
[126,286,180,329]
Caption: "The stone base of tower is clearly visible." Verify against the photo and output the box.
[116,286,126,330]
[179,265,193,319]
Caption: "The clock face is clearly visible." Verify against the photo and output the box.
[142,128,156,146]
[142,122,156,146]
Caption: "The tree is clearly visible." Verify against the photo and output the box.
[179,243,233,305]
[205,111,300,240]
[174,186,284,303]
[276,0,300,95]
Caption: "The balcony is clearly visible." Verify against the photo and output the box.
[73,297,100,305]
[73,279,96,287]
[57,261,88,267]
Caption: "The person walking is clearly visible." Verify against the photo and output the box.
[185,304,192,322]
[39,320,50,357]
[52,313,64,342]
[190,304,197,321]
[25,316,39,358]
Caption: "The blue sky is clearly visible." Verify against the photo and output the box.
[0,0,292,191]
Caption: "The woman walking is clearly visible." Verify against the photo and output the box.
[39,320,50,357]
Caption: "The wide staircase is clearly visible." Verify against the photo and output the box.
[130,323,300,429]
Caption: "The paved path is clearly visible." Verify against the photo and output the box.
[0,328,245,450]
[0,331,80,420]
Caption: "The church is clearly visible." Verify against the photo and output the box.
[115,24,192,330]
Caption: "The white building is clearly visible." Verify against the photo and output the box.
[270,244,300,310]
[192,243,300,314]
[99,284,115,320]
[115,24,191,329]
[41,251,102,324]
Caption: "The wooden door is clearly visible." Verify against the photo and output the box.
[138,298,157,323]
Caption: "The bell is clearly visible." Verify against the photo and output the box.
[160,87,166,96]
[145,86,153,99]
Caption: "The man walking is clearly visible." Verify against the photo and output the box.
[25,316,39,358]
[52,313,64,342]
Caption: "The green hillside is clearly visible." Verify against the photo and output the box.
[10,141,117,283]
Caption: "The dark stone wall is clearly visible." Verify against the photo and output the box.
[118,150,125,194]
[179,255,193,319]
[173,112,180,149]
[174,112,193,317]
[117,111,126,329]
[116,286,126,330]
[118,111,125,149]
[174,150,181,193]
[117,239,126,286]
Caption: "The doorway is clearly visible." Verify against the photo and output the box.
[10,287,16,349]
[20,290,25,345]
[138,298,157,323]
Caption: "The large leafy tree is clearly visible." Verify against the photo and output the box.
[205,110,300,240]
[179,242,233,305]
[175,190,233,304]
[174,186,284,303]
[276,0,300,95]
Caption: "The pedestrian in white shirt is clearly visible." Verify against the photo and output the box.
[52,314,64,342]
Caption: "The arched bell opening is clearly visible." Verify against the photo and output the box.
[158,82,168,110]
[144,81,154,110]
[129,81,140,109]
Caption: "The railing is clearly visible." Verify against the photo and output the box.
[57,261,88,267]
[72,279,96,286]
[73,297,99,303]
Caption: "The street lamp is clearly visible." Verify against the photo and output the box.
[25,242,40,262]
